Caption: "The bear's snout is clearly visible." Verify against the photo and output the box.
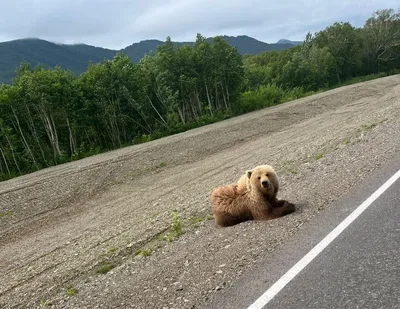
[262,180,270,188]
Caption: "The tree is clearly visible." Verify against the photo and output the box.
[362,9,400,72]
[194,34,214,116]
[280,39,336,91]
[314,22,362,82]
[78,54,148,148]
[211,36,244,111]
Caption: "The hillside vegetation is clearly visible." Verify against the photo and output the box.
[0,36,298,84]
[0,8,399,181]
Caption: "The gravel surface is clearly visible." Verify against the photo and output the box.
[1,75,400,309]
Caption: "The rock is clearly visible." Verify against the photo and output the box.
[173,282,183,291]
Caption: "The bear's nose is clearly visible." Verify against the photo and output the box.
[262,180,269,188]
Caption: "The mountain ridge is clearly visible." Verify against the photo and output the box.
[0,35,302,83]
[276,38,303,45]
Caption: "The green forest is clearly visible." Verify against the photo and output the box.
[0,36,299,84]
[0,8,399,181]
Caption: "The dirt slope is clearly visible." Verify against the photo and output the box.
[1,75,400,309]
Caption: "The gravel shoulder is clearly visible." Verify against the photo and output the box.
[1,75,400,309]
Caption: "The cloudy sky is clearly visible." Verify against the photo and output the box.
[0,0,397,49]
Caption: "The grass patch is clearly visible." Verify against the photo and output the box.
[337,72,389,88]
[87,210,209,282]
[87,210,212,282]
[153,211,184,243]
[107,247,117,256]
[188,214,213,225]
[359,123,378,131]
[66,287,78,297]
[135,248,152,257]
[39,299,53,307]
[96,261,116,274]
[0,210,13,217]
[314,152,325,160]
[163,233,173,242]
[188,216,205,225]
[155,211,206,243]
[157,161,166,168]
[236,84,317,114]
[171,211,182,237]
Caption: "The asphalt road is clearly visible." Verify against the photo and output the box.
[206,153,400,309]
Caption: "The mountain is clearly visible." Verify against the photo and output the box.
[121,35,298,61]
[276,39,303,45]
[0,36,299,84]
[0,38,116,83]
[215,35,298,54]
[119,39,163,63]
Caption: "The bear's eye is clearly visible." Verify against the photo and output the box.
[266,173,269,176]
[257,176,261,180]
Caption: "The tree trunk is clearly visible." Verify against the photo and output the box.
[146,94,168,126]
[0,146,11,177]
[0,119,22,174]
[128,98,154,133]
[204,79,213,116]
[85,129,94,148]
[11,106,38,169]
[224,79,230,106]
[108,97,121,148]
[113,109,121,147]
[66,117,77,156]
[154,87,168,108]
[190,93,198,119]
[336,71,341,84]
[2,128,22,175]
[50,114,62,157]
[26,104,48,166]
[177,106,186,124]
[104,109,118,148]
[39,108,61,158]
[215,83,220,109]
[220,83,229,110]
[196,89,202,115]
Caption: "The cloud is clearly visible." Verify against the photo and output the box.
[0,0,398,49]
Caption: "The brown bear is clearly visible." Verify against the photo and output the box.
[210,164,295,227]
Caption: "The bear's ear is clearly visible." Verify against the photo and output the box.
[246,170,253,178]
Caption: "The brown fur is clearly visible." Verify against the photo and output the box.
[210,165,295,227]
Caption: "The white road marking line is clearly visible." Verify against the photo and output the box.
[247,168,400,309]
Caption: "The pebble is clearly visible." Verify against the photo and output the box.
[173,282,183,291]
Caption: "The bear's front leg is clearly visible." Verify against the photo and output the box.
[214,213,250,227]
[270,201,295,218]
[272,199,287,208]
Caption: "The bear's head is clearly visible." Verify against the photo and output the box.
[246,165,279,197]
